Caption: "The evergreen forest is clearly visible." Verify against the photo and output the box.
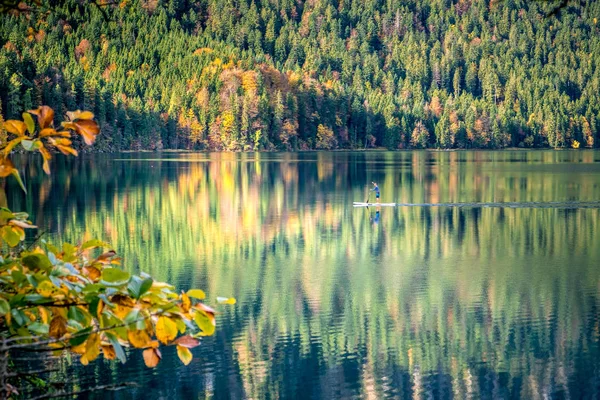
[1,0,599,151]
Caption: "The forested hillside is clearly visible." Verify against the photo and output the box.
[1,0,599,151]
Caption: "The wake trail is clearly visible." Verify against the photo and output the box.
[390,201,600,209]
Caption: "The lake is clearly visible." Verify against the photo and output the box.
[7,150,600,399]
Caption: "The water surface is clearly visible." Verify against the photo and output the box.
[7,150,600,399]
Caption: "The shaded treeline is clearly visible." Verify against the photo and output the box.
[1,0,599,150]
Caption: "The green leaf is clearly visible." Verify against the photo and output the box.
[47,252,58,265]
[11,169,27,194]
[2,225,21,247]
[186,289,206,300]
[123,308,140,328]
[28,322,49,335]
[0,209,15,225]
[46,244,60,255]
[81,239,110,251]
[11,309,26,326]
[136,318,146,331]
[0,299,10,315]
[11,270,27,286]
[23,112,35,134]
[127,276,153,299]
[105,331,127,364]
[194,311,215,336]
[68,306,88,324]
[62,243,77,262]
[69,327,93,346]
[100,268,131,287]
[23,294,54,304]
[21,139,35,151]
[9,293,25,307]
[83,284,104,294]
[88,297,100,318]
[22,254,53,271]
[66,319,84,332]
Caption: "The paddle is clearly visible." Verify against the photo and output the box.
[365,187,371,208]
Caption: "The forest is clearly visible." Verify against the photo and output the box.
[0,0,599,151]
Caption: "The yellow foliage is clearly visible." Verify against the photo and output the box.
[156,316,178,344]
[80,56,90,72]
[241,71,258,93]
[81,333,101,365]
[193,47,213,56]
[221,111,235,133]
[195,87,209,108]
[572,140,580,149]
[102,345,117,360]
[177,345,193,365]
[143,347,161,368]
[316,124,336,149]
[0,106,233,376]
[128,329,152,348]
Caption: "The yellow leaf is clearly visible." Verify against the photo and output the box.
[102,345,116,360]
[181,292,191,313]
[155,316,177,344]
[42,158,50,175]
[39,128,58,137]
[96,299,104,319]
[37,281,61,298]
[49,316,67,338]
[73,120,100,145]
[84,333,101,363]
[127,329,151,348]
[176,345,193,366]
[67,110,95,120]
[11,225,25,240]
[0,158,17,178]
[4,120,27,136]
[29,106,54,129]
[143,347,161,368]
[3,137,27,156]
[83,266,101,281]
[216,297,236,305]
[56,145,78,156]
[114,304,132,319]
[38,307,50,324]
[186,289,205,300]
[72,341,87,355]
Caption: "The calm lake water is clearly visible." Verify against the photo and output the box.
[7,150,600,399]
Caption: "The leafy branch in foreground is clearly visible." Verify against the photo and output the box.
[0,107,234,398]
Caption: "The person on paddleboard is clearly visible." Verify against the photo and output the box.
[370,182,380,203]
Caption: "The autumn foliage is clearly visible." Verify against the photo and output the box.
[0,107,233,399]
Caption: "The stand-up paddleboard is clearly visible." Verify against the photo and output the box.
[353,202,397,207]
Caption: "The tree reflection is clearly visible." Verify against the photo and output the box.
[6,150,600,399]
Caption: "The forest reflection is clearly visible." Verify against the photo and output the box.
[7,151,600,399]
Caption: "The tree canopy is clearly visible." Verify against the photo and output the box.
[0,0,598,150]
